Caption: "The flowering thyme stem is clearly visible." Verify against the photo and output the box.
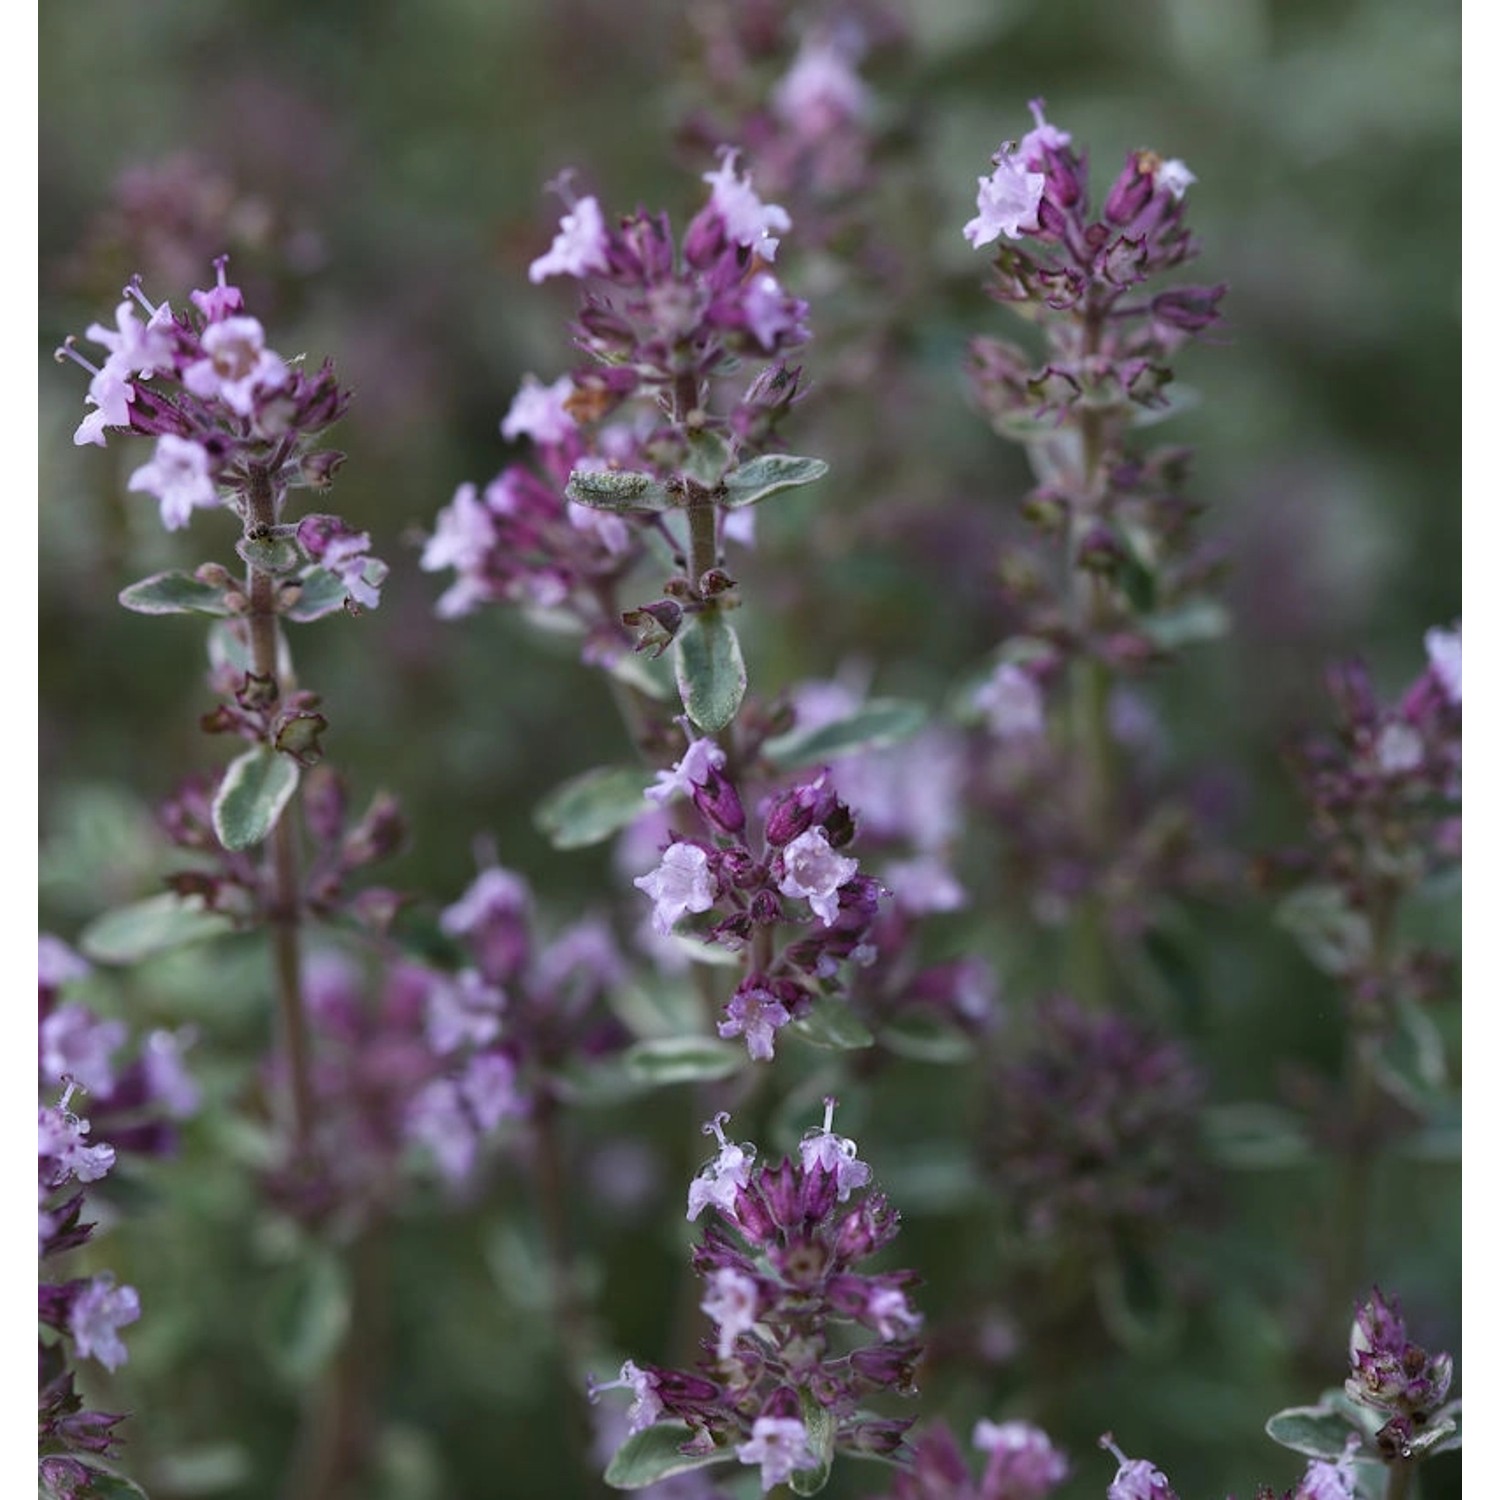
[1064,373,1117,1008]
[245,465,316,1155]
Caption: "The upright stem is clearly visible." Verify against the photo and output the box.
[244,466,315,1154]
[1327,880,1398,1344]
[1061,320,1117,1008]
[1384,1458,1417,1500]
[531,1099,607,1499]
[280,1226,386,1500]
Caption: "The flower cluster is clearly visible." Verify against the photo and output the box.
[426,156,814,670]
[873,1418,1068,1500]
[631,736,883,1059]
[594,1103,921,1492]
[1344,1287,1455,1459]
[39,936,201,1160]
[1258,627,1461,1032]
[59,259,360,541]
[956,103,1232,984]
[982,995,1207,1250]
[39,942,147,1497]
[405,863,631,1183]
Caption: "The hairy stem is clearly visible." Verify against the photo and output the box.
[245,466,315,1154]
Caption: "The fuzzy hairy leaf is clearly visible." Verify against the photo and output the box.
[118,570,233,617]
[622,1036,744,1086]
[1265,1403,1361,1460]
[212,747,300,851]
[764,699,927,768]
[79,892,236,965]
[535,765,654,850]
[566,468,674,513]
[721,453,828,510]
[604,1426,734,1490]
[675,611,746,733]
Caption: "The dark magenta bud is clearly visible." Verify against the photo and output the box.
[1152,283,1227,333]
[1104,152,1157,224]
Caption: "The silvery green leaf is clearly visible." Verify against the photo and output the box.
[622,1036,744,1086]
[236,534,302,574]
[604,1426,734,1490]
[764,699,927,768]
[212,747,300,851]
[722,454,829,510]
[1265,1403,1360,1460]
[79,893,236,965]
[566,468,674,513]
[675,611,746,733]
[534,765,653,850]
[119,570,232,616]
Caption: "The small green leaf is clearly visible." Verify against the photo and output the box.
[622,1036,745,1086]
[283,567,352,623]
[722,454,829,510]
[260,1250,351,1387]
[683,430,732,488]
[604,1425,734,1489]
[764,699,927,768]
[535,766,653,850]
[1141,598,1231,649]
[1404,1415,1459,1458]
[1203,1103,1313,1170]
[790,1393,836,1496]
[212,747,301,851]
[237,534,302,574]
[119,570,233,617]
[791,1000,875,1051]
[1275,885,1373,976]
[877,1015,976,1064]
[1265,1403,1361,1460]
[79,892,236,965]
[675,611,746,733]
[566,468,674,513]
[1117,525,1157,615]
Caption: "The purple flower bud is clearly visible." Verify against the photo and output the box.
[1103,154,1157,225]
[1151,284,1227,333]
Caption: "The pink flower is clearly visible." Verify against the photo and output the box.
[964,152,1046,247]
[799,1097,871,1200]
[634,842,716,936]
[529,193,611,283]
[686,1111,754,1221]
[736,1415,817,1492]
[69,1275,141,1372]
[1153,158,1196,201]
[771,39,871,141]
[181,315,288,416]
[702,150,792,262]
[778,827,858,926]
[645,737,726,806]
[500,374,578,446]
[718,982,792,1062]
[422,481,499,618]
[1425,623,1461,705]
[701,1267,760,1358]
[975,661,1046,739]
[973,1419,1069,1500]
[1018,98,1072,168]
[126,434,219,530]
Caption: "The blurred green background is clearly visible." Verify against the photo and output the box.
[39,1,1459,1496]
